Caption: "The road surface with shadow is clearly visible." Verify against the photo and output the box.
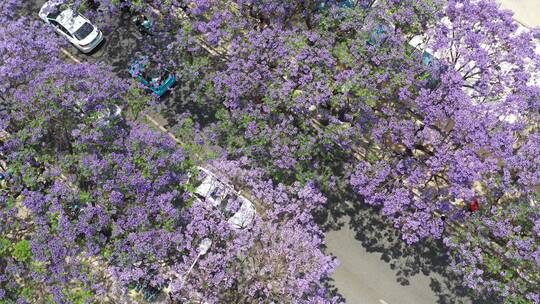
[317,189,499,304]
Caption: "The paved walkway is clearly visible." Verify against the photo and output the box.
[497,0,540,28]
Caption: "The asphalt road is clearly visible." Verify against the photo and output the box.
[321,199,496,304]
[327,224,439,304]
[326,219,471,304]
[21,2,497,303]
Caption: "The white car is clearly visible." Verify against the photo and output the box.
[39,1,103,53]
[195,167,256,229]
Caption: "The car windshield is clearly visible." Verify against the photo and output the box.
[74,22,93,40]
[47,11,61,19]
[209,186,226,202]
[224,191,239,207]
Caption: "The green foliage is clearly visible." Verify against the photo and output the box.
[126,85,150,120]
[12,239,32,262]
[65,288,94,304]
[49,212,61,234]
[214,108,248,153]
[287,35,309,51]
[483,254,502,274]
[134,154,152,179]
[0,237,10,256]
[173,116,220,163]
[162,218,176,232]
[365,149,381,163]
[20,287,34,301]
[79,191,92,204]
[5,197,15,209]
[335,41,353,67]
[31,260,48,275]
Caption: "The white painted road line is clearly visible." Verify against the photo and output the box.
[60,48,81,63]
[379,299,390,304]
[144,114,181,144]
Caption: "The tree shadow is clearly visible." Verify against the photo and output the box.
[82,10,220,129]
[103,11,145,75]
[322,276,347,303]
[16,0,44,17]
[157,71,220,129]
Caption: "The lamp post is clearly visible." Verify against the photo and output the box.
[164,238,212,299]
[180,238,212,286]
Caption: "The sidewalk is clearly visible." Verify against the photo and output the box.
[497,0,540,28]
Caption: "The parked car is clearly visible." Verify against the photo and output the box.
[194,167,256,229]
[367,23,391,47]
[39,0,103,53]
[128,56,176,97]
[419,50,447,89]
[317,0,354,11]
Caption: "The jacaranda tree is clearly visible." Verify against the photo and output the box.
[1,4,339,303]
[3,0,539,302]
[101,0,540,302]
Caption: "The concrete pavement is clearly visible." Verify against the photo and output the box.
[497,0,540,28]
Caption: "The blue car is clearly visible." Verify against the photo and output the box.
[128,56,176,97]
[420,51,447,89]
[317,0,376,11]
[317,0,354,11]
[367,24,389,47]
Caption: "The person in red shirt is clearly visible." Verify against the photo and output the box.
[468,199,479,213]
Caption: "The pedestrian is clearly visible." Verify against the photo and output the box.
[467,199,479,214]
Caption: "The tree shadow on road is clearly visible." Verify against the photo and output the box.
[322,277,348,304]
[316,188,499,304]
[157,71,220,129]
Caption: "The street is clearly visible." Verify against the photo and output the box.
[21,1,505,303]
[327,223,441,304]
